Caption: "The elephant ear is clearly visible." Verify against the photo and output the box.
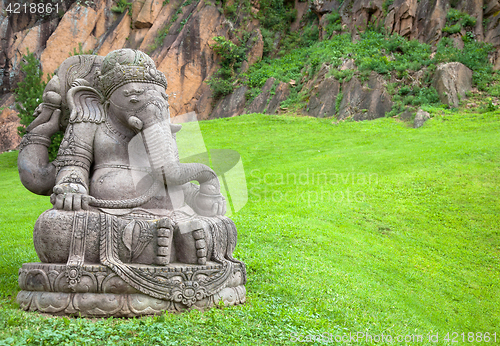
[67,86,106,124]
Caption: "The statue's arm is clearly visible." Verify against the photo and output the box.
[51,122,97,211]
[17,76,62,196]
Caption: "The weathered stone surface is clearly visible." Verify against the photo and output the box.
[138,0,186,52]
[246,77,275,114]
[40,4,100,76]
[267,82,290,114]
[17,49,247,317]
[485,0,500,17]
[125,28,150,49]
[0,107,20,153]
[346,0,384,32]
[340,59,355,70]
[18,262,246,317]
[301,63,331,93]
[386,0,417,38]
[413,108,430,128]
[96,13,132,57]
[133,0,163,29]
[94,0,118,39]
[307,77,341,118]
[432,62,472,108]
[291,0,311,31]
[338,72,393,121]
[247,29,264,66]
[413,0,447,44]
[155,2,228,118]
[193,83,214,120]
[484,10,500,48]
[310,0,340,15]
[0,18,58,94]
[398,108,414,122]
[211,86,248,118]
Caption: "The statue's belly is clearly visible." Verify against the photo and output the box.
[90,168,154,200]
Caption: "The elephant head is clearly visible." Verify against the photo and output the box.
[67,49,224,215]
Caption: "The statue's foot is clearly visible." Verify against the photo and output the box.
[174,220,208,265]
[192,228,207,265]
[154,218,173,266]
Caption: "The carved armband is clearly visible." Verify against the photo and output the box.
[59,171,87,187]
[19,133,51,153]
[55,124,94,175]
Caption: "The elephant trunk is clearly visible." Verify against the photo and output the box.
[139,104,219,196]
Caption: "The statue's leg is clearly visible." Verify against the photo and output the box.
[173,220,211,265]
[172,216,245,280]
[33,209,101,263]
[33,209,166,265]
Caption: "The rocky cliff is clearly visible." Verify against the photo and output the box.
[1,0,500,151]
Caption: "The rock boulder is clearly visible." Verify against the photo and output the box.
[413,108,430,128]
[40,4,102,76]
[246,77,275,114]
[307,76,341,117]
[133,0,163,29]
[211,86,248,118]
[0,107,20,153]
[338,72,393,121]
[385,0,418,38]
[432,62,472,108]
[266,82,290,114]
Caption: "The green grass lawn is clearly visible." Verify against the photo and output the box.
[0,111,499,345]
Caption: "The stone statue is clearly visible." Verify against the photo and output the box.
[16,49,246,317]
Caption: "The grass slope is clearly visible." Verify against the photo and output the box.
[0,111,499,345]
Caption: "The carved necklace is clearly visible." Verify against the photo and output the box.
[103,107,135,145]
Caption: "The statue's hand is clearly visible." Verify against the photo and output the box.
[50,183,91,211]
[192,191,226,217]
[27,105,61,137]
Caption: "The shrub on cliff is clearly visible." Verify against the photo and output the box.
[15,50,62,161]
[15,50,46,138]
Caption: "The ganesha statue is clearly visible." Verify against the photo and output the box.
[16,49,246,317]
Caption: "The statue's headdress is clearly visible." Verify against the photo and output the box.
[97,49,168,98]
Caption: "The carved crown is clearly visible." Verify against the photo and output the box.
[96,49,168,98]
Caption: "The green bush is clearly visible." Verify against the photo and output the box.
[446,8,476,27]
[211,36,246,71]
[443,23,462,34]
[330,69,354,83]
[111,0,132,15]
[15,50,63,161]
[15,51,47,138]
[257,0,296,32]
[207,36,247,99]
[443,9,477,35]
[206,77,234,99]
[324,11,342,37]
[243,48,307,89]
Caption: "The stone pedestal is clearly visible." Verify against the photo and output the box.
[18,262,246,317]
